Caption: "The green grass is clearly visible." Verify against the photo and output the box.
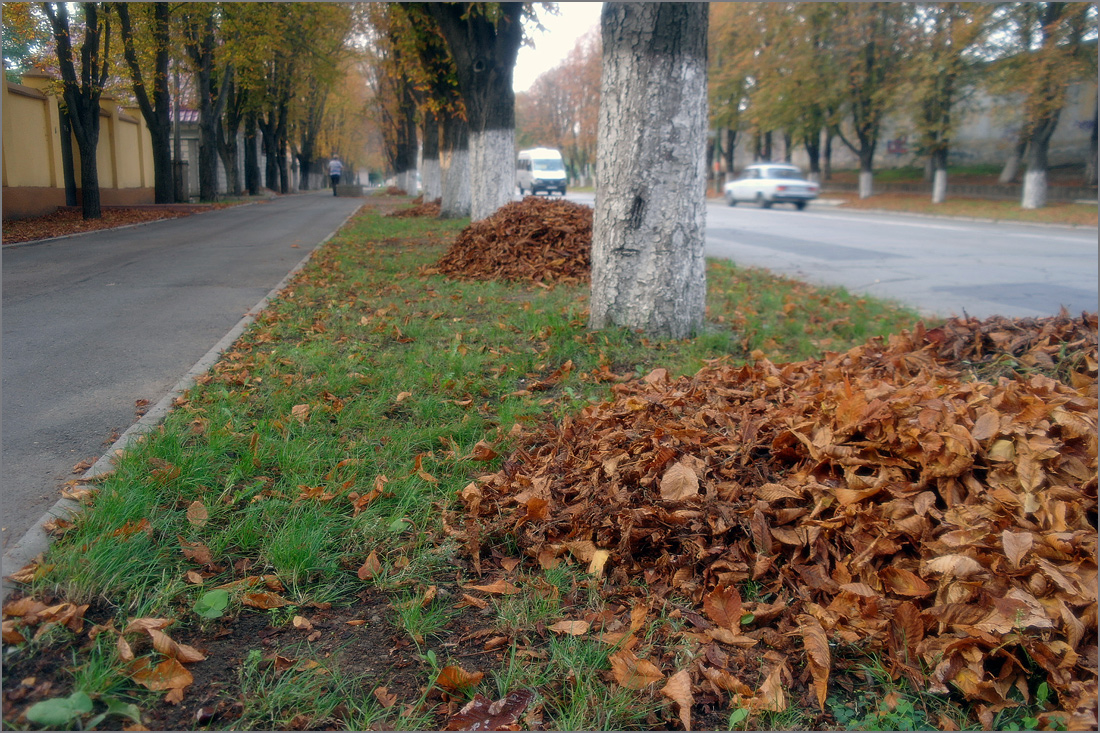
[9,204,932,730]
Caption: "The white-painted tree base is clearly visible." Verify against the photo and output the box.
[932,169,947,204]
[441,149,471,218]
[422,158,442,202]
[859,170,873,199]
[1021,169,1047,210]
[470,128,515,222]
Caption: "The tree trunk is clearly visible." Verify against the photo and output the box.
[782,131,792,162]
[804,128,821,182]
[260,114,279,191]
[723,128,736,187]
[440,112,471,218]
[589,2,708,340]
[999,135,1027,184]
[396,80,418,196]
[823,130,833,180]
[76,136,102,217]
[931,148,948,204]
[423,2,524,222]
[422,109,442,201]
[245,112,260,195]
[858,149,874,199]
[58,111,78,206]
[1022,117,1058,210]
[276,102,290,194]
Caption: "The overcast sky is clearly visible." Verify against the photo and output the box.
[514,2,603,93]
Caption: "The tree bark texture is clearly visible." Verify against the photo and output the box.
[589,3,708,341]
[422,2,524,221]
[116,2,173,204]
[440,109,471,218]
[44,2,110,219]
[420,110,441,201]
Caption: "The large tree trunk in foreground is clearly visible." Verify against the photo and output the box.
[588,3,708,340]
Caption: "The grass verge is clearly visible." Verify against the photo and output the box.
[4,199,944,730]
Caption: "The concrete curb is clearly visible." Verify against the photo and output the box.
[1,203,364,603]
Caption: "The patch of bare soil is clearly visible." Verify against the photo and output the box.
[462,312,1098,730]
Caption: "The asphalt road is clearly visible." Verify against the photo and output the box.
[566,192,1098,319]
[2,191,363,549]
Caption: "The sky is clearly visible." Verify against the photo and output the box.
[513,2,604,92]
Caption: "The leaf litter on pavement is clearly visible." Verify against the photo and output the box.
[462,312,1098,730]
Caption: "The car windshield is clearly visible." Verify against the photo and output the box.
[533,159,564,172]
[763,167,804,180]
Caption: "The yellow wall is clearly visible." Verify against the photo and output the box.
[3,77,154,219]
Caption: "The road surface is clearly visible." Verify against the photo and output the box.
[563,192,1097,319]
[2,192,363,549]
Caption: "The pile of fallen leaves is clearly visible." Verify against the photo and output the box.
[387,197,442,219]
[2,206,216,244]
[432,197,592,284]
[462,314,1098,729]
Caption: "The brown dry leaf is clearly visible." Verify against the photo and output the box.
[754,664,788,712]
[587,549,610,577]
[148,628,206,664]
[292,616,313,631]
[1002,530,1034,569]
[184,571,205,585]
[925,554,983,578]
[609,649,664,689]
[177,536,215,567]
[661,669,693,731]
[241,592,290,609]
[185,501,208,527]
[880,566,932,597]
[659,460,699,501]
[443,689,535,731]
[123,617,173,635]
[291,404,310,423]
[548,620,590,636]
[2,619,26,645]
[117,634,135,662]
[373,686,397,709]
[703,583,743,633]
[464,579,521,595]
[128,657,193,694]
[469,441,499,461]
[797,614,830,711]
[357,551,383,580]
[435,664,485,693]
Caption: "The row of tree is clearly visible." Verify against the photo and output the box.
[513,2,1097,210]
[4,2,365,219]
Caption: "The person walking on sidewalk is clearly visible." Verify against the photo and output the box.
[328,155,343,196]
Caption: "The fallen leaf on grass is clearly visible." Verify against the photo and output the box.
[357,551,382,580]
[373,686,397,708]
[241,592,290,609]
[548,620,590,636]
[148,628,206,664]
[435,665,484,694]
[609,649,664,689]
[443,689,535,731]
[177,537,215,567]
[468,440,499,461]
[128,657,192,701]
[661,669,693,731]
[186,501,208,527]
[464,579,521,595]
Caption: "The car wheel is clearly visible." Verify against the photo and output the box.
[725,192,737,207]
[756,193,772,209]
[794,201,806,211]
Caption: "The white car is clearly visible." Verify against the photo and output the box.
[723,163,819,210]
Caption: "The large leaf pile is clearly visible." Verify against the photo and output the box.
[463,317,1098,729]
[433,197,592,284]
